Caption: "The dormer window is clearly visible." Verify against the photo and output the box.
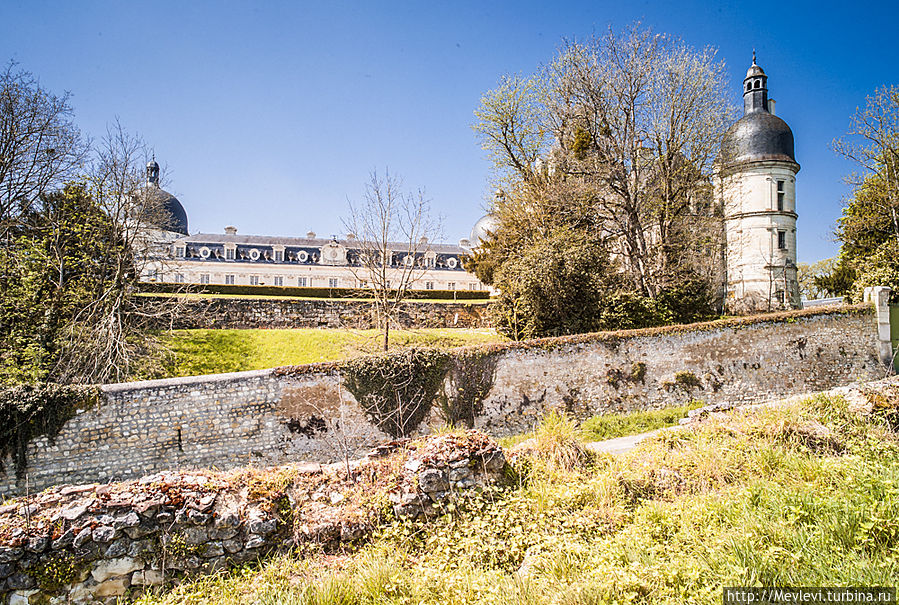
[175,245,185,258]
[225,247,235,260]
[274,249,283,262]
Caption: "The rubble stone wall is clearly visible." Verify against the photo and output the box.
[147,296,491,329]
[1,306,886,497]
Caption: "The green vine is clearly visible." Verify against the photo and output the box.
[439,350,499,428]
[342,349,451,438]
[0,383,100,480]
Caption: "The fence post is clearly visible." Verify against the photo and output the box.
[864,286,894,367]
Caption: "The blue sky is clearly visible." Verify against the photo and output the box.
[2,0,896,263]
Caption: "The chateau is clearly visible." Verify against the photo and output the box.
[139,161,489,292]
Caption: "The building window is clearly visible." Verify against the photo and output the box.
[175,246,185,258]
[250,275,260,286]
[145,269,158,281]
[775,289,785,303]
[425,281,434,290]
[249,249,261,261]
[777,231,787,250]
[777,180,785,211]
[447,282,455,290]
[226,247,235,260]
[328,278,339,288]
[175,273,185,283]
[273,276,283,286]
[199,246,211,259]
[199,273,210,284]
[298,250,309,262]
[225,274,235,285]
[274,250,283,262]
[446,257,458,269]
[469,283,478,290]
[297,277,307,287]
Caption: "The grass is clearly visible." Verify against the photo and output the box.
[149,328,505,378]
[498,401,705,449]
[133,390,899,604]
[579,400,705,441]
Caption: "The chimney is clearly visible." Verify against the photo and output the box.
[224,226,237,235]
[306,231,316,239]
[768,99,776,115]
[346,233,356,241]
[419,236,428,245]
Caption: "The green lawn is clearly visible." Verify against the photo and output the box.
[153,328,505,378]
[579,400,705,441]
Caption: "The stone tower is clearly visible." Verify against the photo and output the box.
[719,54,800,314]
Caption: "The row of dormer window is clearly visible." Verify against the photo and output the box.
[172,244,462,269]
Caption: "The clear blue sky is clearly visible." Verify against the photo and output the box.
[2,0,896,263]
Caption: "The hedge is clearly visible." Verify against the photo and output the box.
[140,282,491,300]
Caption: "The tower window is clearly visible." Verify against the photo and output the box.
[777,180,785,211]
[777,231,786,250]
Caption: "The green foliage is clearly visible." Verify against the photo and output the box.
[342,348,451,438]
[580,400,704,441]
[0,382,100,479]
[600,279,718,331]
[812,260,857,298]
[142,282,490,300]
[490,228,613,339]
[532,411,591,473]
[31,551,84,591]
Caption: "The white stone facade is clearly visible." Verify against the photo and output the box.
[142,231,486,292]
[721,161,800,312]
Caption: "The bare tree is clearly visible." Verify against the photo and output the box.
[51,121,189,383]
[473,24,734,298]
[342,170,442,351]
[0,62,86,241]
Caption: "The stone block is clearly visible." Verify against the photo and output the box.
[91,557,142,582]
[92,577,129,597]
[131,569,165,586]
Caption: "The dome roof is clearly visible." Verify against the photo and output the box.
[142,185,189,235]
[721,111,797,167]
[469,214,498,248]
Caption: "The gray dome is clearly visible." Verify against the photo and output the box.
[721,111,796,167]
[470,214,498,248]
[143,185,189,235]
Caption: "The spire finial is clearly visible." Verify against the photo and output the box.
[752,49,756,65]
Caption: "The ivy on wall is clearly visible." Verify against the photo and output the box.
[0,383,100,480]
[341,347,501,437]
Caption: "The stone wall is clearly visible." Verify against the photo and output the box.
[1,305,888,497]
[0,432,506,603]
[147,296,490,329]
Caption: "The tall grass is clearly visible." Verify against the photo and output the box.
[135,392,899,605]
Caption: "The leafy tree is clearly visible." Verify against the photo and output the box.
[470,25,731,337]
[490,228,613,340]
[833,86,899,299]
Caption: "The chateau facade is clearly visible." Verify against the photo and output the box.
[138,163,488,292]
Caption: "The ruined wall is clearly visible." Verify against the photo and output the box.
[1,305,886,497]
[149,296,491,329]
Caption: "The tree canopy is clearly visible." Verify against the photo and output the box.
[469,25,729,337]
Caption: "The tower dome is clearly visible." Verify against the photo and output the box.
[720,53,798,168]
[469,214,498,248]
[142,159,188,235]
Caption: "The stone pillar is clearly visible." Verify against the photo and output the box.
[864,286,894,367]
